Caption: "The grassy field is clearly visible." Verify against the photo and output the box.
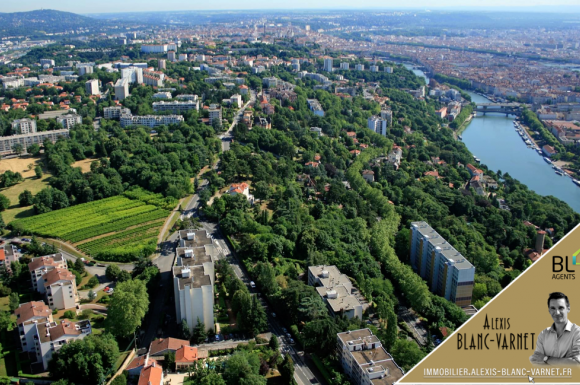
[71,158,96,173]
[11,189,176,262]
[0,156,52,224]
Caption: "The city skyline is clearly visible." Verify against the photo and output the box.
[2,0,580,14]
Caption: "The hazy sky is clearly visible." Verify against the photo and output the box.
[3,0,580,13]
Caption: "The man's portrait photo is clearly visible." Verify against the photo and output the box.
[530,292,580,366]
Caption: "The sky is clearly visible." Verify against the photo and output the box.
[2,0,580,13]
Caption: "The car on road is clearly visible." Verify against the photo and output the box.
[286,333,292,339]
[250,281,256,288]
[281,327,287,333]
[22,238,31,242]
[289,338,295,344]
[271,313,276,318]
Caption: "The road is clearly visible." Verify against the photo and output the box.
[220,90,256,152]
[4,87,322,384]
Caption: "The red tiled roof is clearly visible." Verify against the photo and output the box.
[14,301,51,325]
[138,362,162,385]
[175,346,198,363]
[149,338,190,356]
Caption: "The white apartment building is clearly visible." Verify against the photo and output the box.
[35,319,92,370]
[15,301,53,352]
[153,92,172,99]
[143,72,165,87]
[324,58,333,72]
[355,64,364,71]
[104,106,131,120]
[158,59,166,70]
[177,94,199,102]
[174,230,218,332]
[0,129,70,155]
[57,114,82,129]
[340,62,349,70]
[308,265,367,320]
[370,65,379,72]
[115,78,130,101]
[208,106,222,125]
[367,109,392,136]
[337,329,404,385]
[307,99,325,117]
[120,114,184,128]
[43,268,78,310]
[385,67,393,73]
[168,51,176,62]
[141,44,168,53]
[85,79,99,95]
[29,254,68,295]
[11,118,37,134]
[40,59,55,67]
[178,54,188,62]
[78,65,93,76]
[230,94,242,108]
[122,67,143,84]
[153,100,199,113]
[262,77,279,88]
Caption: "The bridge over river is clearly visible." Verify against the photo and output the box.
[474,103,532,116]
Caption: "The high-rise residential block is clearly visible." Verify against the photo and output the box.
[410,221,475,306]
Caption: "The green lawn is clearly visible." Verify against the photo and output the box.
[0,175,51,225]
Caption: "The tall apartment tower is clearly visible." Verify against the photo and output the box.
[158,59,167,70]
[114,78,130,101]
[323,58,333,72]
[340,62,349,70]
[85,79,99,95]
[410,221,475,306]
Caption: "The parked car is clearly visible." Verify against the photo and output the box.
[97,264,106,267]
[282,327,287,333]
[271,313,276,318]
[215,334,221,342]
[289,338,295,344]
[286,333,292,339]
[250,281,256,288]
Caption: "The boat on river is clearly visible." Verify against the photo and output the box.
[458,135,463,140]
[573,179,580,187]
[555,170,564,176]
[544,157,552,164]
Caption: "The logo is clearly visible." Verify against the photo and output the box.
[552,249,580,280]
[572,248,580,265]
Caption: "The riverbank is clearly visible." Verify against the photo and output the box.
[461,91,580,213]
[455,113,475,138]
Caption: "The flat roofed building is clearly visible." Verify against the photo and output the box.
[337,328,404,385]
[85,79,99,95]
[11,118,37,134]
[114,78,130,101]
[410,221,475,306]
[174,230,217,333]
[120,114,184,128]
[104,106,131,120]
[0,129,69,155]
[308,265,367,320]
[208,106,222,125]
[57,114,82,129]
[153,100,199,113]
[307,99,325,117]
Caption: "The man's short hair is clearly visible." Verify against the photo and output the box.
[548,292,570,308]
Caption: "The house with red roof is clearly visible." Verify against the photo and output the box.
[138,361,163,385]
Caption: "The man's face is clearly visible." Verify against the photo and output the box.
[549,298,570,325]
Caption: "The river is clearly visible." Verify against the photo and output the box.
[400,66,580,212]
[462,91,580,213]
